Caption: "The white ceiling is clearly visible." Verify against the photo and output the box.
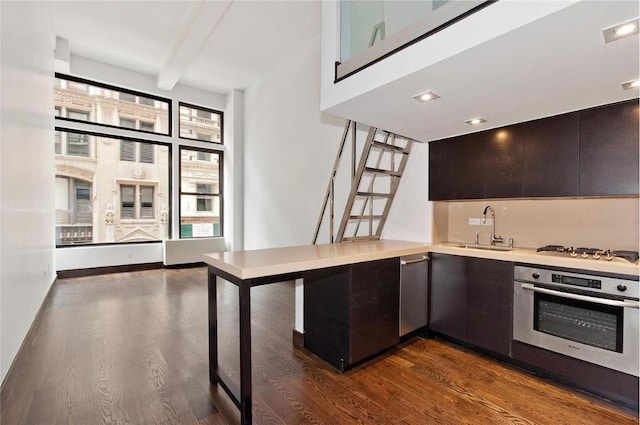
[50,1,639,142]
[50,1,322,94]
[325,0,640,142]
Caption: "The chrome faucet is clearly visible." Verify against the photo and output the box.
[482,205,504,246]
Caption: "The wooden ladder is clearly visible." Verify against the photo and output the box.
[312,122,415,244]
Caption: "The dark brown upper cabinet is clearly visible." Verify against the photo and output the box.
[484,126,524,198]
[428,99,639,200]
[579,100,639,196]
[522,112,580,197]
[429,132,485,200]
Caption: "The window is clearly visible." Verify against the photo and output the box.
[120,118,135,129]
[66,132,90,157]
[139,121,154,132]
[67,109,89,121]
[120,140,154,164]
[121,185,135,219]
[120,184,155,220]
[119,92,136,103]
[55,74,171,136]
[180,147,222,238]
[54,129,169,245]
[55,177,93,245]
[179,102,223,144]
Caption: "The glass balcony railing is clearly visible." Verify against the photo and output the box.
[337,0,493,81]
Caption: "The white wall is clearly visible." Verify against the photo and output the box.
[243,35,345,250]
[0,1,56,382]
[243,34,432,250]
[56,56,231,269]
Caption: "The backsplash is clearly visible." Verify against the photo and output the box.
[433,197,639,251]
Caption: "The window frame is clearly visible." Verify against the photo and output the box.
[55,126,172,248]
[54,72,173,137]
[178,101,223,144]
[178,145,223,239]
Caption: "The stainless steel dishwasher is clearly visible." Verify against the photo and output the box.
[400,253,429,336]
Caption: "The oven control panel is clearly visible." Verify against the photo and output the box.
[514,265,639,298]
[551,274,601,289]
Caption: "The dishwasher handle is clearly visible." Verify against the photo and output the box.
[401,255,429,266]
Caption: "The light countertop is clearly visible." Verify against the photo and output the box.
[203,240,639,280]
[203,240,430,280]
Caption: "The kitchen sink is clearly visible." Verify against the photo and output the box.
[456,244,513,252]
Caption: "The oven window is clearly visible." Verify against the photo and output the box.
[534,292,623,352]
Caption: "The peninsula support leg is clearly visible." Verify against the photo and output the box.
[239,281,252,425]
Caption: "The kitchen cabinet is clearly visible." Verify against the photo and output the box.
[303,257,400,371]
[430,253,513,357]
[429,253,468,341]
[428,100,639,200]
[579,100,639,196]
[483,126,524,198]
[522,112,580,197]
[467,257,513,356]
[429,132,484,201]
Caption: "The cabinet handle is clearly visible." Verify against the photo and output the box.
[401,255,429,265]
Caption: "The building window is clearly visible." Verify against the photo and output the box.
[120,140,154,164]
[139,121,154,132]
[66,132,90,157]
[121,185,136,219]
[120,184,155,220]
[179,102,223,144]
[179,147,222,238]
[55,176,93,245]
[55,73,171,136]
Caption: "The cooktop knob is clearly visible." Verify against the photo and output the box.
[581,252,589,259]
[532,273,540,279]
[617,284,627,292]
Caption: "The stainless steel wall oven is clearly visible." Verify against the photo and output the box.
[513,265,639,376]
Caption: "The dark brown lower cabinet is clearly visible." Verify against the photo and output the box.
[467,258,513,356]
[429,253,468,341]
[303,257,400,371]
[429,253,513,357]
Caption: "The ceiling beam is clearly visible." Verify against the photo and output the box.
[157,0,232,91]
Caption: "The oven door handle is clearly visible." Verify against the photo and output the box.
[520,283,640,309]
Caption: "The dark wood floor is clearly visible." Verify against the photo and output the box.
[1,267,637,425]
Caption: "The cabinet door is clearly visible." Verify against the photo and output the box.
[429,253,467,341]
[429,132,485,200]
[350,258,399,363]
[484,126,524,198]
[303,265,351,370]
[580,100,639,196]
[467,258,513,356]
[522,112,580,197]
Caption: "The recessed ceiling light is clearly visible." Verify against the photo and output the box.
[603,18,639,43]
[465,117,486,125]
[413,91,440,102]
[621,79,640,90]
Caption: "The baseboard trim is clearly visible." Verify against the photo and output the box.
[1,276,57,392]
[293,330,305,348]
[57,261,164,279]
[164,261,206,269]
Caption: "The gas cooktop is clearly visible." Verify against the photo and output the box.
[536,245,639,264]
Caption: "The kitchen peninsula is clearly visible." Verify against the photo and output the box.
[203,240,430,425]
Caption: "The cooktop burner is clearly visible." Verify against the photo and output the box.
[536,245,639,263]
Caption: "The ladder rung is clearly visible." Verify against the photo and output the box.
[364,167,402,176]
[372,141,409,154]
[349,215,384,220]
[341,236,381,242]
[356,191,393,198]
